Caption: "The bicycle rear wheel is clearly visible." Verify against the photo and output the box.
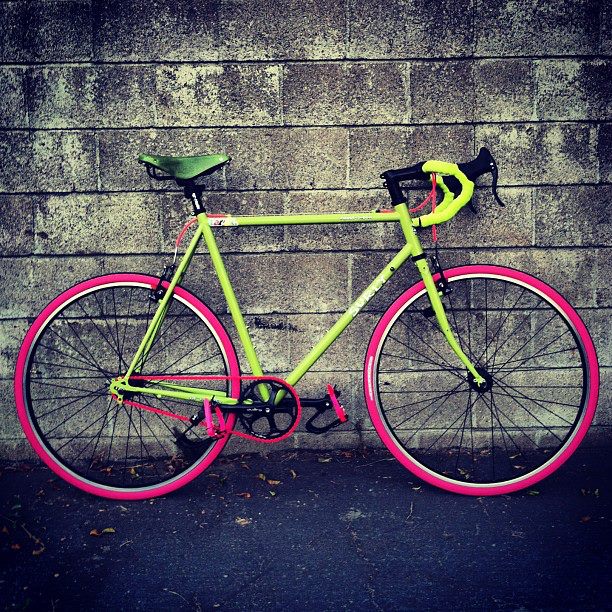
[365,265,599,495]
[14,274,240,499]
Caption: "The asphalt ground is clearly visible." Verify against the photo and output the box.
[0,446,611,611]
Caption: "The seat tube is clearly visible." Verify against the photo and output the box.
[395,203,484,383]
[197,213,265,379]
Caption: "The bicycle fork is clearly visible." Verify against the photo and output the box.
[396,202,486,387]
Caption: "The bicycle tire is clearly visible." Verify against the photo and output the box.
[364,265,599,495]
[14,274,240,500]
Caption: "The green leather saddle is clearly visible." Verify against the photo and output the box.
[138,153,230,181]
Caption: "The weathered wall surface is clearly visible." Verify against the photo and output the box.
[0,0,610,455]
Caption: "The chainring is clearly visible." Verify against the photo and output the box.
[238,379,299,440]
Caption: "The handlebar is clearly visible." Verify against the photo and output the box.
[381,147,505,227]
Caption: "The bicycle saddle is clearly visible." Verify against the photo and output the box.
[138,153,230,181]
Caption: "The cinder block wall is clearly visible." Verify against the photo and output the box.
[0,0,610,455]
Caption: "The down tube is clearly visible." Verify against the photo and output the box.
[286,244,414,388]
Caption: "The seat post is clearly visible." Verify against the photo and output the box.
[181,182,205,215]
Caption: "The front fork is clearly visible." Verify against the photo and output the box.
[396,203,485,386]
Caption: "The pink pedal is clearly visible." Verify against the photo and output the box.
[326,385,348,422]
[203,399,226,438]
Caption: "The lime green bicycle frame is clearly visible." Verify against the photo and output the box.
[111,202,484,404]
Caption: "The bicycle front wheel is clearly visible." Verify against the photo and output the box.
[14,274,240,499]
[365,265,599,495]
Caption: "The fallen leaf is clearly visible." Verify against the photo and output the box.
[257,473,266,481]
[89,527,116,537]
[11,543,20,551]
[1,526,9,535]
[579,516,592,523]
[236,492,252,499]
[32,545,45,556]
[269,491,276,497]
[235,517,251,526]
[289,469,298,479]
[267,479,281,486]
[411,486,421,491]
[317,457,332,463]
[527,490,540,496]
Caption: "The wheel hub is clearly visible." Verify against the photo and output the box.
[467,367,493,393]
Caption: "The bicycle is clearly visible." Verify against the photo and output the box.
[14,147,599,499]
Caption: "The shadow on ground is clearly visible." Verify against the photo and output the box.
[1,446,611,611]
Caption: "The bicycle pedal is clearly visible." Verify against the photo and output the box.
[304,386,349,434]
[326,384,348,423]
[203,399,227,439]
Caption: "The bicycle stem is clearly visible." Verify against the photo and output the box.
[396,202,485,385]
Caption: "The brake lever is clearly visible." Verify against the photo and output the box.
[489,158,505,207]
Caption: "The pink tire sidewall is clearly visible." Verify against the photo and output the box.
[14,274,241,500]
[364,265,599,496]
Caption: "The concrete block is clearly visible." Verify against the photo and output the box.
[410,61,474,123]
[32,131,98,192]
[25,0,92,61]
[0,380,27,441]
[27,66,156,129]
[219,0,345,60]
[0,255,165,320]
[223,128,348,190]
[599,124,612,183]
[0,68,27,128]
[0,319,29,379]
[0,195,34,255]
[475,0,600,56]
[161,191,285,254]
[0,132,31,193]
[579,309,611,368]
[285,312,374,374]
[474,60,536,122]
[440,187,534,248]
[595,250,611,308]
[283,190,393,252]
[282,62,408,126]
[98,129,227,191]
[475,124,598,185]
[0,3,26,63]
[347,0,473,59]
[156,64,281,127]
[220,313,292,373]
[536,60,612,121]
[0,132,95,193]
[34,194,162,255]
[348,125,474,188]
[227,251,349,314]
[93,0,219,61]
[470,248,597,309]
[534,186,612,247]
